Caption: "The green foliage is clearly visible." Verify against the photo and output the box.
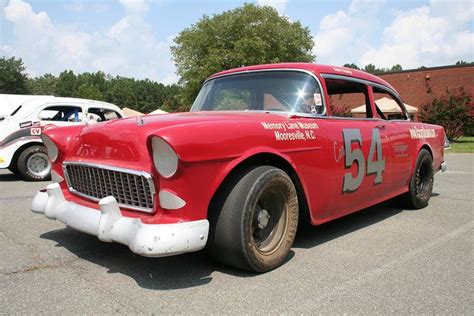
[455,60,474,65]
[0,56,29,94]
[361,63,403,74]
[419,87,472,141]
[171,3,315,106]
[56,70,77,97]
[390,64,403,72]
[27,74,58,95]
[364,64,377,73]
[77,83,104,101]
[343,63,360,70]
[26,69,184,113]
[329,103,353,117]
[448,136,474,153]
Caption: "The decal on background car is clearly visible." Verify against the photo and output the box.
[19,121,33,128]
[30,128,42,136]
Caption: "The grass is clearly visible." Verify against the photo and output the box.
[447,136,474,153]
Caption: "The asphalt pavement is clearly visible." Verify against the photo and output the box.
[0,153,473,314]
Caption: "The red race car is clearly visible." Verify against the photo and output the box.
[31,63,447,272]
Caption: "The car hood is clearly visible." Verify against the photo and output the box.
[64,111,291,168]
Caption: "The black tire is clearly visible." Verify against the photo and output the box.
[16,145,51,181]
[7,164,20,176]
[401,149,434,209]
[208,166,299,272]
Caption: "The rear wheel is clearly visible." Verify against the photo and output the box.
[17,145,51,181]
[208,166,299,272]
[400,149,434,209]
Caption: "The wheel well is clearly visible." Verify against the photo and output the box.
[420,144,433,158]
[10,141,44,168]
[208,153,311,224]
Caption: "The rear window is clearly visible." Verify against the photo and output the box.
[87,107,122,122]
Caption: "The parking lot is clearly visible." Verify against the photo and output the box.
[0,153,472,314]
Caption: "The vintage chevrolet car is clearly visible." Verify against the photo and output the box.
[31,63,447,272]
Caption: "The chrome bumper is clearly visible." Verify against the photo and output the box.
[441,161,447,172]
[31,183,209,257]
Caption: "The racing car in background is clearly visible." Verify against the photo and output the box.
[0,95,122,181]
[31,64,447,272]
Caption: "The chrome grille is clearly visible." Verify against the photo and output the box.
[63,162,155,212]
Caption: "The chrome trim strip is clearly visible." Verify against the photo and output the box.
[62,161,156,213]
[200,68,328,116]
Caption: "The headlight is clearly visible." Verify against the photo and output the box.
[41,134,58,162]
[151,137,178,178]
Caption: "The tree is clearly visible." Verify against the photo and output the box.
[343,63,360,70]
[390,64,403,72]
[171,3,315,106]
[364,64,377,74]
[419,87,472,141]
[0,56,29,94]
[361,63,403,74]
[27,73,58,95]
[455,60,474,65]
[56,70,77,97]
[77,83,104,101]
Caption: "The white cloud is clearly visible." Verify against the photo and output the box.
[313,2,383,66]
[1,0,177,83]
[257,0,288,15]
[313,0,473,69]
[119,0,149,14]
[359,3,474,68]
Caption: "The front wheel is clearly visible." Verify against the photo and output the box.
[401,149,434,209]
[17,145,51,181]
[208,166,299,272]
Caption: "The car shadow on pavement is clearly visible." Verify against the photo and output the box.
[39,197,420,290]
[0,172,21,182]
[40,228,271,290]
[293,200,405,249]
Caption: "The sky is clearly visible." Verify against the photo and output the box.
[0,0,473,84]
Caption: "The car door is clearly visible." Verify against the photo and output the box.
[311,75,392,223]
[370,85,414,195]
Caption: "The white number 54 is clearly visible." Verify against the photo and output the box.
[342,128,385,192]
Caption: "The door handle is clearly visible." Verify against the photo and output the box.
[376,124,386,130]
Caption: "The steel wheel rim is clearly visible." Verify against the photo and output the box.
[251,187,288,255]
[415,159,431,199]
[27,153,51,178]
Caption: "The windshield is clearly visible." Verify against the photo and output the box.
[191,71,325,115]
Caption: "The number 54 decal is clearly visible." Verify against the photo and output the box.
[342,128,385,192]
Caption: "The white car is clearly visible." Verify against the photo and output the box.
[0,95,123,181]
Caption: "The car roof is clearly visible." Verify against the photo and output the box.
[11,96,122,118]
[0,94,53,116]
[207,63,396,92]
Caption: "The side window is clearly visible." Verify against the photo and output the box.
[38,106,83,122]
[372,87,409,121]
[87,107,122,122]
[325,78,372,118]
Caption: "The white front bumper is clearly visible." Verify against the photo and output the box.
[31,183,209,257]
